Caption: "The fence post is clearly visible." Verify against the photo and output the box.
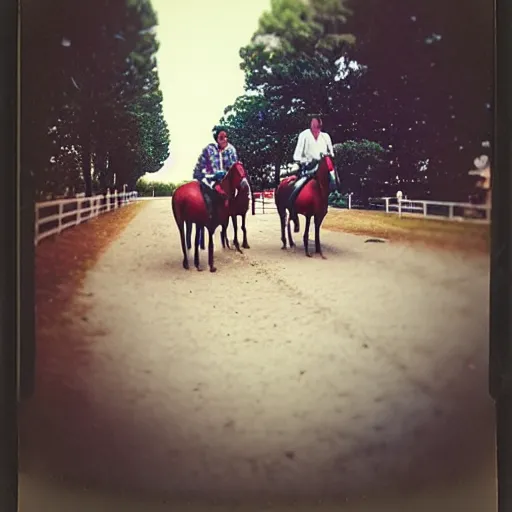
[76,198,81,225]
[114,190,118,209]
[35,206,39,244]
[106,189,111,212]
[385,197,389,213]
[448,204,454,220]
[398,198,402,218]
[262,192,265,214]
[423,202,427,217]
[348,194,352,210]
[57,203,64,233]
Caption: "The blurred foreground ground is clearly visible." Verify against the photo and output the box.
[19,201,495,511]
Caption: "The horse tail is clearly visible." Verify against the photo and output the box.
[171,194,182,227]
[185,220,192,250]
[275,184,287,217]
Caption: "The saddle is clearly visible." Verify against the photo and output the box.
[200,180,227,199]
[198,180,228,222]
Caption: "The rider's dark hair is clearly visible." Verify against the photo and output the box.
[213,125,229,141]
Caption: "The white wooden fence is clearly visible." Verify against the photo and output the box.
[35,190,138,245]
[378,196,491,222]
[253,190,278,214]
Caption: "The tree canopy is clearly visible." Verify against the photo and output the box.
[22,0,170,199]
[218,0,492,201]
[228,0,356,187]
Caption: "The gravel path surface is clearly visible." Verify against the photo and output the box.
[20,199,495,508]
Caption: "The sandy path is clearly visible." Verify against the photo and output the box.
[20,199,495,507]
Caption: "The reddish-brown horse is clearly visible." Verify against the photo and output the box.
[220,173,251,253]
[275,154,339,258]
[172,162,247,272]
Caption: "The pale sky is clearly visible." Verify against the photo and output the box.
[144,0,270,184]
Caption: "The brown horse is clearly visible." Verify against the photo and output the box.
[275,154,339,258]
[220,172,251,253]
[172,162,247,272]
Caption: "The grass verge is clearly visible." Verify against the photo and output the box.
[36,201,147,330]
[323,209,489,254]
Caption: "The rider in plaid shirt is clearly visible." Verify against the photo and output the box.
[193,126,239,186]
[193,126,239,222]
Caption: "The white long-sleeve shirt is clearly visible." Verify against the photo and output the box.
[293,129,334,164]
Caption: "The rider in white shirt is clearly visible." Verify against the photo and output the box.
[288,117,334,228]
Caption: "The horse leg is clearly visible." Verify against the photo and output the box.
[314,215,327,259]
[304,215,312,257]
[241,212,250,249]
[178,222,189,269]
[225,221,231,250]
[287,211,295,248]
[220,219,231,249]
[194,224,203,270]
[279,209,287,250]
[232,215,242,253]
[220,222,227,249]
[200,226,206,250]
[208,228,217,273]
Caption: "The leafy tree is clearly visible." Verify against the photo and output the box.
[219,93,284,190]
[235,0,356,185]
[342,0,492,200]
[22,0,170,200]
[333,140,386,199]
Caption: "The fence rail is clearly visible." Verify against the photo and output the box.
[35,190,138,245]
[252,189,277,214]
[377,196,491,222]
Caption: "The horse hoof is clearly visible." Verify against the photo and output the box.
[236,247,243,254]
[281,245,287,250]
[183,261,190,270]
[242,244,250,249]
[210,266,217,273]
[306,253,312,258]
[290,242,296,248]
[196,266,203,272]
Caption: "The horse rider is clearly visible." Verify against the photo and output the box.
[193,125,239,223]
[288,116,334,229]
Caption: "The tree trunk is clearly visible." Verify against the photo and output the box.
[82,138,93,197]
[274,159,281,189]
[94,147,109,192]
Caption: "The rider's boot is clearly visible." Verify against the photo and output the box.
[201,183,215,223]
[288,186,301,233]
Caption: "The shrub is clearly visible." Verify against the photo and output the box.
[136,179,179,197]
[328,190,348,208]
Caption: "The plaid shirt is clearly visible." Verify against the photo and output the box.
[193,143,238,180]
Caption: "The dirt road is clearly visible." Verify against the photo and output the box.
[19,199,495,509]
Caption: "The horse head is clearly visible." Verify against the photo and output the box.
[222,161,249,196]
[316,154,338,193]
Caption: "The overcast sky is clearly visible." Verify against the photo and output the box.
[144,0,270,183]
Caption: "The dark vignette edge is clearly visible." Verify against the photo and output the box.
[0,0,19,510]
[491,0,512,510]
